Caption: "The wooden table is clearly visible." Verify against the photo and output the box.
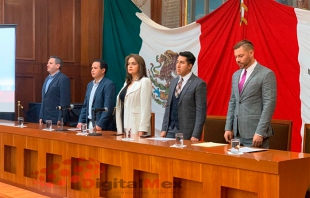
[0,121,309,198]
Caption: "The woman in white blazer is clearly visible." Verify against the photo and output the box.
[116,54,152,136]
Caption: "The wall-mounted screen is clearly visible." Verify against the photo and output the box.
[0,25,16,113]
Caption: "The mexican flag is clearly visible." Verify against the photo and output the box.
[103,0,310,152]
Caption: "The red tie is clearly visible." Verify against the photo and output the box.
[238,70,247,93]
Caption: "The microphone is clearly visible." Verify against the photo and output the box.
[56,104,74,110]
[92,107,108,113]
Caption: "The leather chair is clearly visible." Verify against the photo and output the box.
[150,112,155,137]
[202,116,226,143]
[303,124,310,153]
[269,119,292,151]
[202,116,292,151]
[303,125,310,198]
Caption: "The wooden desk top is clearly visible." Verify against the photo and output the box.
[1,120,310,175]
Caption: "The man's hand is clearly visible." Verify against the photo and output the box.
[252,134,263,147]
[95,125,102,131]
[57,120,62,126]
[224,130,234,143]
[191,137,199,141]
[160,131,167,137]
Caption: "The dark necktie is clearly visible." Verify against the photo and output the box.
[238,70,247,93]
[175,78,183,98]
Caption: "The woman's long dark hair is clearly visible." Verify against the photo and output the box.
[125,54,147,84]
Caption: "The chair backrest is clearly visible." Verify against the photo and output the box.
[203,116,292,151]
[269,119,292,151]
[67,103,84,127]
[150,112,155,137]
[303,124,310,153]
[203,116,227,143]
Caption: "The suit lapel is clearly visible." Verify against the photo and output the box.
[42,78,48,96]
[92,78,106,104]
[240,64,261,97]
[168,77,179,103]
[126,79,141,96]
[45,72,60,95]
[178,74,195,104]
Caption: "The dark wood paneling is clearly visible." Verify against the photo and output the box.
[74,0,81,65]
[0,0,103,114]
[0,0,4,23]
[80,0,102,66]
[15,75,36,117]
[34,0,48,63]
[4,0,35,60]
[47,0,75,62]
[69,78,76,103]
[16,61,44,105]
[151,0,162,24]
[79,65,92,101]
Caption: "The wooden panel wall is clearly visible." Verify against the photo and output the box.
[0,0,4,23]
[4,0,35,60]
[151,0,162,25]
[0,0,163,120]
[0,0,102,119]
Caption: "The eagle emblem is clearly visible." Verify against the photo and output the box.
[148,50,178,107]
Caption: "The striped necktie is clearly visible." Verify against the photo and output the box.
[175,78,183,98]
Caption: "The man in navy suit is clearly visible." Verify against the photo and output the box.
[39,56,71,125]
[77,59,116,131]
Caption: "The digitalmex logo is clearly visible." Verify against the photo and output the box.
[31,157,182,192]
[32,157,104,189]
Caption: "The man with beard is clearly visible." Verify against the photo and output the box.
[39,56,70,125]
[224,40,277,148]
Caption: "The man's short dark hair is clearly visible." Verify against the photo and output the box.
[50,55,63,70]
[94,59,108,74]
[179,51,196,65]
[233,40,254,51]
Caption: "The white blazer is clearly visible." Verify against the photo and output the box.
[116,77,152,134]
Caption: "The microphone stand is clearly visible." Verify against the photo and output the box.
[17,101,21,118]
[18,101,28,124]
[88,109,102,136]
[56,109,68,131]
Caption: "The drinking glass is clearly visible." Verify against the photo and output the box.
[175,133,184,148]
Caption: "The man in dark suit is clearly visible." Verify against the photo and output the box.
[160,51,207,141]
[39,56,71,125]
[77,59,116,131]
[224,40,277,148]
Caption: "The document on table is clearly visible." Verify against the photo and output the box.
[238,147,268,153]
[67,128,81,131]
[145,137,175,141]
[191,142,228,147]
[0,122,15,126]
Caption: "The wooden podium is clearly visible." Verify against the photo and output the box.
[0,121,310,198]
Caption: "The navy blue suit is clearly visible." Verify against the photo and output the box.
[39,71,71,124]
[78,77,116,130]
